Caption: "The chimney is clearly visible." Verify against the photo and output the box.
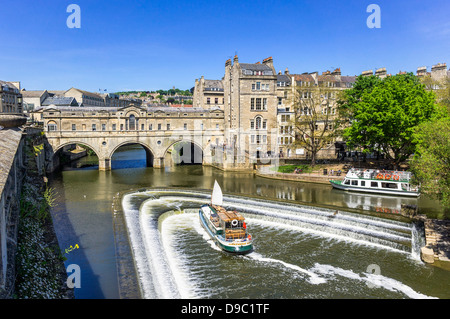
[225,58,231,67]
[431,63,447,81]
[262,56,273,68]
[361,70,374,77]
[331,68,341,76]
[284,67,290,75]
[233,55,239,64]
[416,66,427,77]
[322,70,331,75]
[375,68,387,78]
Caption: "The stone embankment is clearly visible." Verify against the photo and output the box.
[255,165,344,185]
[421,219,450,265]
[0,126,73,299]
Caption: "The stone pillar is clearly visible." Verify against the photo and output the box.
[153,157,164,169]
[99,158,111,171]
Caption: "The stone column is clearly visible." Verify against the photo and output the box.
[99,158,111,171]
[153,157,165,169]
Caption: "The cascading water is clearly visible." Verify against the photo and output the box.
[121,189,437,299]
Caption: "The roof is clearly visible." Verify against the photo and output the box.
[66,87,103,99]
[42,96,79,106]
[277,74,291,83]
[37,105,219,113]
[0,80,20,93]
[341,76,357,83]
[20,90,47,98]
[318,74,339,82]
[204,79,224,90]
[293,74,315,82]
[239,63,274,75]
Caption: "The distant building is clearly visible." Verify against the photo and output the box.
[64,87,105,107]
[0,80,23,114]
[193,77,224,109]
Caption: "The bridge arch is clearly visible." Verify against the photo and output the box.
[109,141,155,168]
[163,139,204,166]
[53,141,101,159]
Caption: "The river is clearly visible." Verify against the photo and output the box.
[48,145,450,299]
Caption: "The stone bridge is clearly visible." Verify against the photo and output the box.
[38,105,226,170]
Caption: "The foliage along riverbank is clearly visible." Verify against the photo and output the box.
[13,136,73,299]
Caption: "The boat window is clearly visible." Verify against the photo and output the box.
[361,181,365,187]
[401,183,408,191]
[371,181,379,187]
[344,180,350,185]
[381,182,398,189]
[351,180,358,186]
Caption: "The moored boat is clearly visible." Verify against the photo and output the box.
[330,168,420,197]
[199,181,253,254]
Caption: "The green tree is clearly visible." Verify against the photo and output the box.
[410,117,450,210]
[338,73,437,168]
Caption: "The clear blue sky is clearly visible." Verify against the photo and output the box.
[1,0,449,92]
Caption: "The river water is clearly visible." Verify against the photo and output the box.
[48,145,450,299]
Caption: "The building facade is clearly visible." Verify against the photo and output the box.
[0,81,23,114]
[222,56,279,164]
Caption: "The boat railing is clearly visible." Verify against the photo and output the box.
[348,168,413,181]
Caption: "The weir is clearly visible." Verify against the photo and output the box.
[120,189,432,299]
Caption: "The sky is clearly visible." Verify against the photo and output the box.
[1,0,449,93]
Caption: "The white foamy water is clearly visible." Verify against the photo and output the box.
[246,252,326,285]
[310,263,437,299]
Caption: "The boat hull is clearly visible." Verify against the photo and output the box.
[330,180,420,197]
[199,208,253,254]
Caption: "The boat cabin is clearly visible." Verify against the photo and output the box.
[342,178,413,191]
[342,168,418,192]
[211,205,247,240]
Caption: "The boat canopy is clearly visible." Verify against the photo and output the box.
[212,205,245,222]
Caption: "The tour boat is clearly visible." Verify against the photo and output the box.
[329,168,420,197]
[199,181,253,254]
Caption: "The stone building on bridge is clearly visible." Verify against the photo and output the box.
[39,104,227,171]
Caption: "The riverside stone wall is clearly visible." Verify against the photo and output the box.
[0,128,25,297]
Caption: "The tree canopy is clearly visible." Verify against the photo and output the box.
[338,73,437,167]
[410,117,450,210]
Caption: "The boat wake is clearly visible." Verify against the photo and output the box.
[121,189,434,299]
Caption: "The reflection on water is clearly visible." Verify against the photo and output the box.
[48,145,447,299]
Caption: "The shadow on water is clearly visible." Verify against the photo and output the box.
[48,169,105,299]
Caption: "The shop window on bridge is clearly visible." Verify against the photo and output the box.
[47,122,57,132]
[129,115,136,130]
